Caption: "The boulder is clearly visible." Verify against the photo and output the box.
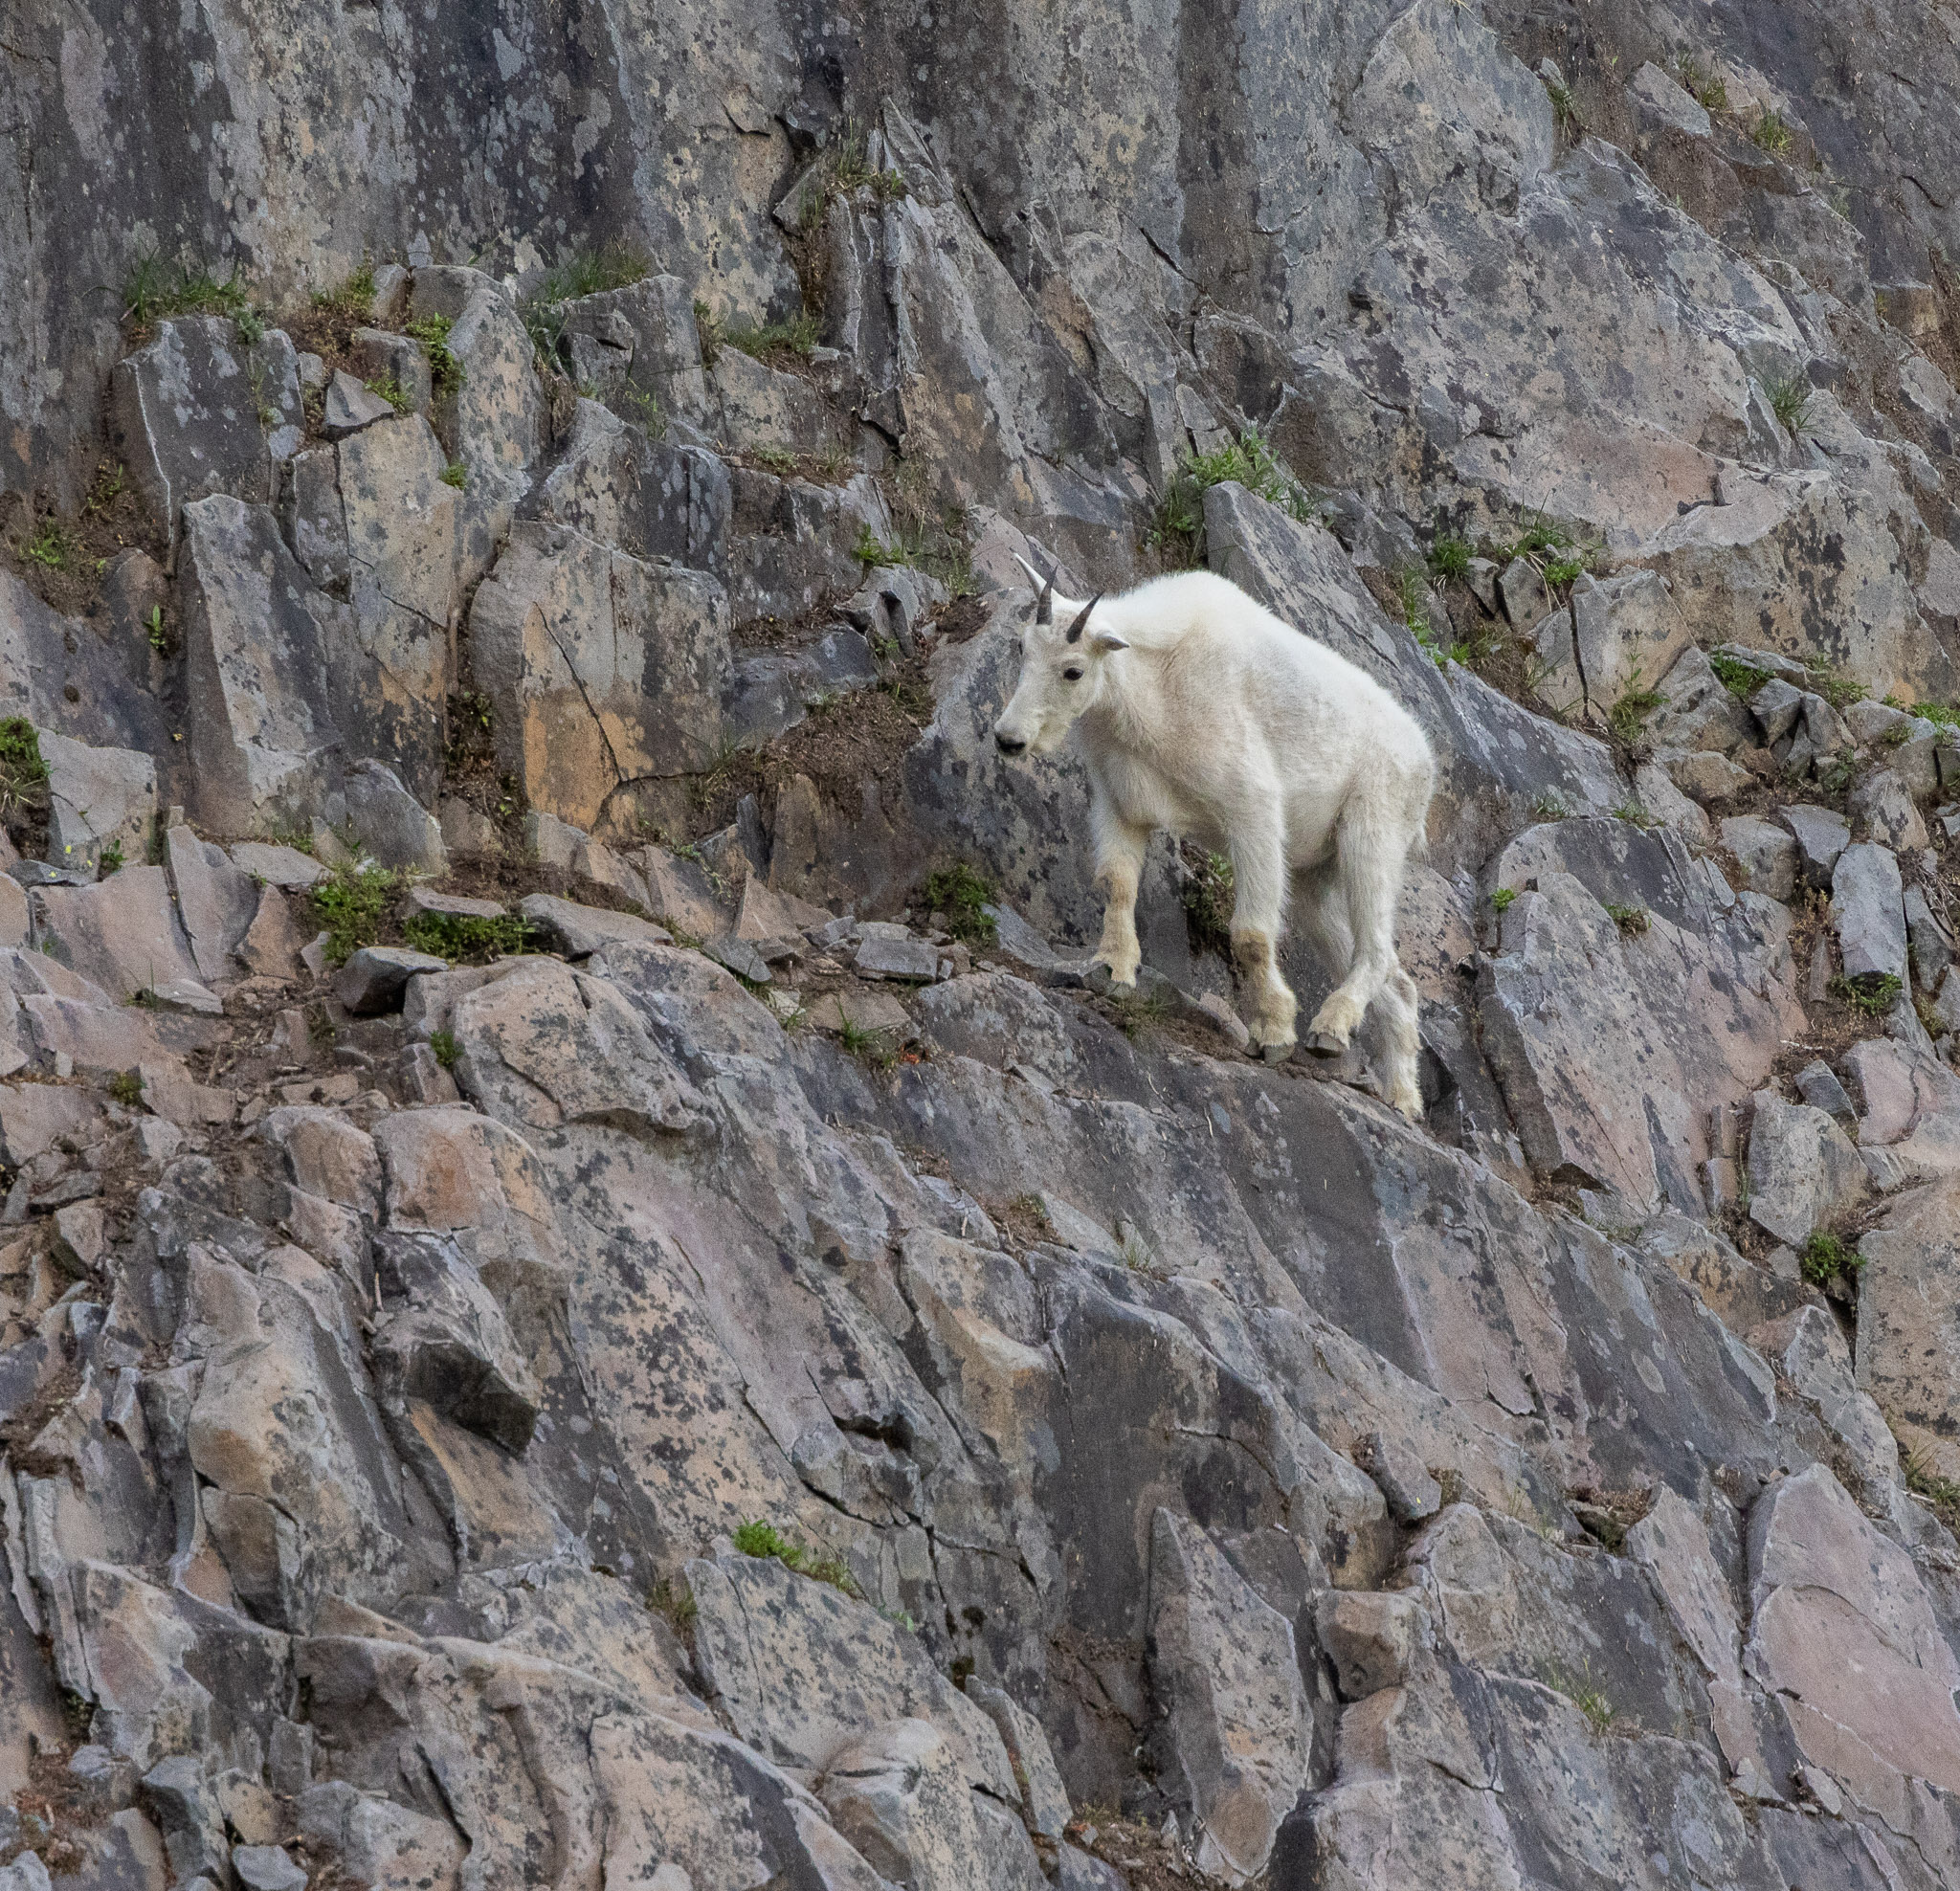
[1315,1590,1433,1700]
[516,893,671,959]
[40,733,156,874]
[551,275,710,420]
[1849,768,1929,852]
[344,760,445,874]
[322,369,396,437]
[165,826,258,983]
[1717,815,1797,901]
[1147,1508,1312,1885]
[179,495,342,834]
[538,397,731,572]
[1855,1178,1960,1479]
[468,522,732,830]
[1747,1093,1870,1246]
[1776,803,1850,889]
[335,946,449,1015]
[1644,646,1753,756]
[110,318,302,561]
[1833,843,1907,985]
[32,864,206,1005]
[229,842,323,889]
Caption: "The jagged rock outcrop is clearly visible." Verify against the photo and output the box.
[5,0,1960,1885]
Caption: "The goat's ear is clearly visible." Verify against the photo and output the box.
[1090,629,1129,654]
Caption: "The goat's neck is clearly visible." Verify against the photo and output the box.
[1083,649,1163,758]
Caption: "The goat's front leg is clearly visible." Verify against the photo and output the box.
[1228,815,1298,1059]
[1090,799,1149,990]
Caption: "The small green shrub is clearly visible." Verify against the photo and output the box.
[1799,1229,1861,1286]
[1544,78,1581,138]
[1545,1662,1619,1735]
[0,717,49,817]
[838,1018,900,1068]
[401,909,534,965]
[1766,371,1813,436]
[1831,970,1903,1016]
[108,1070,144,1107]
[98,840,124,875]
[731,1519,860,1594]
[429,1028,459,1070]
[1613,799,1657,828]
[406,313,464,398]
[1542,555,1587,589]
[923,863,998,946]
[1751,108,1793,154]
[753,444,797,474]
[1529,789,1570,821]
[20,521,72,571]
[310,864,396,968]
[693,299,725,367]
[1491,886,1518,913]
[1709,654,1771,698]
[1903,1447,1960,1532]
[1150,429,1316,566]
[1605,902,1651,935]
[440,461,468,490]
[1912,701,1960,729]
[368,375,415,415]
[536,242,651,303]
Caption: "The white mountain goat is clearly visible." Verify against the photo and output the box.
[991,559,1436,1120]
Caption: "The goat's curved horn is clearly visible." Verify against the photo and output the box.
[1065,592,1103,645]
[1011,550,1057,623]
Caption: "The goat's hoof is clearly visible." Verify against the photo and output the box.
[1258,1038,1295,1065]
[1085,963,1138,996]
[1303,1029,1347,1059]
[1391,1085,1426,1122]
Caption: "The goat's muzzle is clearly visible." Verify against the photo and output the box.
[994,731,1028,756]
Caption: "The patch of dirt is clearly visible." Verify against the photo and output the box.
[0,461,164,620]
[732,587,851,650]
[687,645,936,839]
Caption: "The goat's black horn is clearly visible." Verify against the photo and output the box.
[1064,592,1102,644]
[1036,569,1055,625]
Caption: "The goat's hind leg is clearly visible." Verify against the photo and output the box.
[1306,798,1408,1057]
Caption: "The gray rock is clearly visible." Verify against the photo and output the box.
[539,397,731,574]
[1496,555,1548,628]
[1147,1507,1310,1883]
[1359,1428,1442,1523]
[1717,815,1797,901]
[0,1854,51,1891]
[32,863,206,1004]
[1747,1093,1870,1246]
[140,1755,229,1884]
[322,367,396,437]
[230,1845,308,1891]
[1566,568,1691,721]
[1776,803,1851,889]
[1833,843,1907,986]
[703,933,772,984]
[180,494,342,834]
[1748,677,1806,745]
[110,318,301,561]
[349,326,431,412]
[967,1681,1071,1838]
[469,521,732,832]
[1794,1059,1859,1127]
[516,893,672,959]
[1856,1179,1960,1482]
[1644,647,1753,757]
[229,841,325,889]
[1848,768,1928,852]
[1905,886,1955,989]
[334,944,448,1015]
[1316,1589,1433,1699]
[165,825,258,983]
[855,923,940,982]
[370,1231,543,1454]
[553,274,709,419]
[40,732,156,874]
[344,758,446,874]
[404,885,505,923]
[1627,60,1712,136]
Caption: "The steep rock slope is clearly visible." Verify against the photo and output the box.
[3,1,1960,1888]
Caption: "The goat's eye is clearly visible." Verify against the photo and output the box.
[1062,667,1084,682]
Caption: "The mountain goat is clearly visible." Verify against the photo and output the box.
[992,559,1436,1121]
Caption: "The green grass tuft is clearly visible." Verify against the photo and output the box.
[1766,371,1814,436]
[1608,679,1666,746]
[108,1070,144,1107]
[1183,851,1236,953]
[407,313,464,399]
[723,311,821,364]
[923,863,998,946]
[309,864,396,968]
[0,717,49,819]
[1751,108,1793,155]
[429,1028,459,1070]
[1491,887,1518,913]
[125,253,258,327]
[1605,902,1651,935]
[1710,654,1771,698]
[1148,429,1317,567]
[1428,533,1474,582]
[440,460,468,490]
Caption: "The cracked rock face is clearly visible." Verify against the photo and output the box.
[9,0,1960,1884]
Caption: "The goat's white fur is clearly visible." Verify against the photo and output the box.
[992,560,1436,1119]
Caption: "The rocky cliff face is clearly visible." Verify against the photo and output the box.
[6,2,1960,1887]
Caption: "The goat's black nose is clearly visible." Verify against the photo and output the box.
[994,732,1027,756]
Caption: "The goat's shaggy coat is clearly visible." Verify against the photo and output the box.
[992,564,1436,1119]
